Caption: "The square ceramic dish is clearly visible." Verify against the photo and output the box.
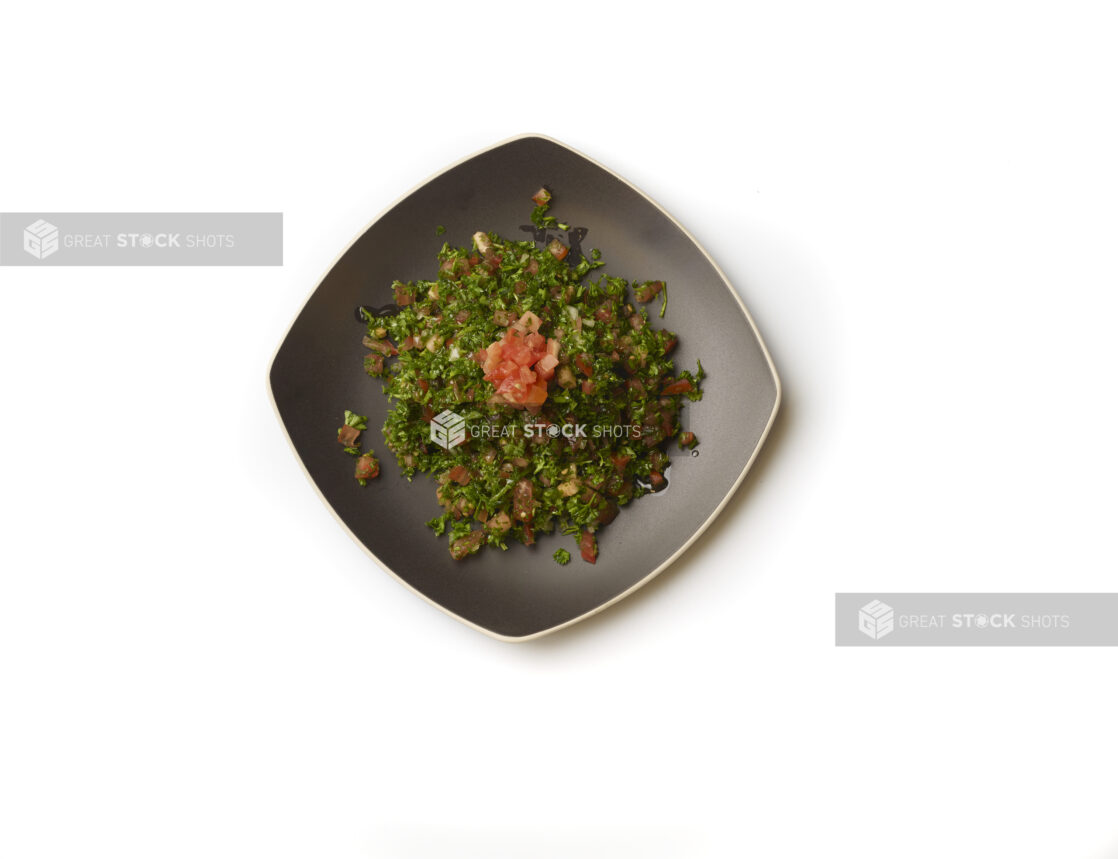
[268,134,780,640]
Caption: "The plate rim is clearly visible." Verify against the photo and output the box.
[266,132,782,642]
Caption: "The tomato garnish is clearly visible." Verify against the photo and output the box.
[481,326,556,406]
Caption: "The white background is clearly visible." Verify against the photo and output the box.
[2,2,1116,857]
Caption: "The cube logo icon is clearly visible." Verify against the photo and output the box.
[859,599,895,640]
[430,409,467,450]
[24,219,60,260]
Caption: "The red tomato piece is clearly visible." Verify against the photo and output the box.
[537,353,559,380]
[579,531,598,564]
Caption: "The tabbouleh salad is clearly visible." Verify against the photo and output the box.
[337,188,702,564]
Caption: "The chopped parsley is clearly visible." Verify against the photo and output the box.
[343,410,368,430]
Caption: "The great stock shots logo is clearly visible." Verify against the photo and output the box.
[1,213,282,266]
[23,219,59,260]
[429,409,645,451]
[430,410,467,450]
[859,600,895,641]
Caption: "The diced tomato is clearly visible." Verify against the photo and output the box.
[449,530,485,561]
[473,348,488,365]
[511,311,542,334]
[363,337,397,356]
[531,187,552,206]
[579,531,598,564]
[523,378,547,405]
[338,425,360,447]
[574,354,593,377]
[355,455,379,480]
[394,282,415,305]
[447,465,471,485]
[547,239,569,261]
[417,379,429,394]
[661,379,693,395]
[363,353,385,376]
[482,344,502,374]
[537,352,559,380]
[512,346,535,367]
[439,258,472,281]
[480,324,553,406]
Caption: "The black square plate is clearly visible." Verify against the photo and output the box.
[268,135,780,640]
